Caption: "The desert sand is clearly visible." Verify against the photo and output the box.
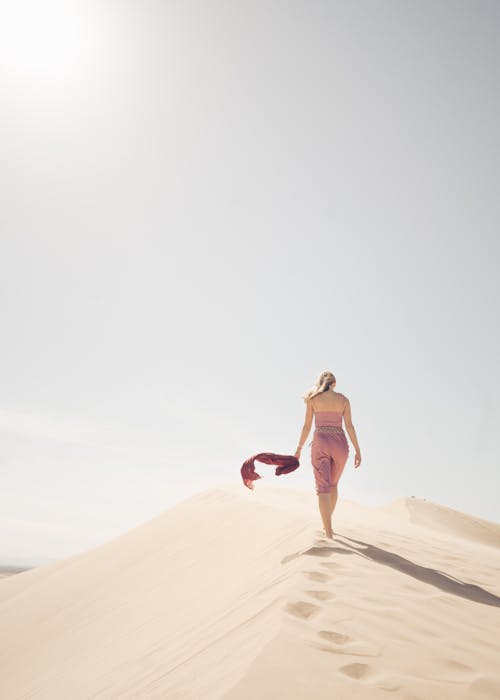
[1,484,499,699]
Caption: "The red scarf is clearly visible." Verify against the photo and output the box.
[241,453,300,490]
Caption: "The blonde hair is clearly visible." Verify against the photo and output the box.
[301,371,336,403]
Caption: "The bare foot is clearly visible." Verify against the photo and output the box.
[316,528,336,539]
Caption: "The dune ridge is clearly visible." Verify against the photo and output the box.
[1,486,499,699]
[402,497,500,549]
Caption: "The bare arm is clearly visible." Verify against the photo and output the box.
[295,398,313,456]
[343,398,362,464]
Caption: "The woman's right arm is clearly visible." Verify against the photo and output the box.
[343,398,362,467]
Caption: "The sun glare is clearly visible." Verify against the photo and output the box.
[1,1,104,89]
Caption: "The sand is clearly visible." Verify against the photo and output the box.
[1,484,499,699]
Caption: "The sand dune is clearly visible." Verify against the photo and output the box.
[403,497,500,549]
[0,566,30,580]
[1,486,499,699]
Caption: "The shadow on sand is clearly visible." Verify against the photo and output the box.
[284,534,500,608]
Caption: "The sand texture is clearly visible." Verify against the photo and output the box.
[1,485,499,699]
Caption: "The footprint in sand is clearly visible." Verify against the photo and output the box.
[320,562,341,570]
[302,570,331,582]
[338,662,374,680]
[314,632,381,659]
[440,658,474,673]
[318,629,351,644]
[284,601,321,620]
[305,589,335,601]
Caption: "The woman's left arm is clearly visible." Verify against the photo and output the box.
[295,399,313,459]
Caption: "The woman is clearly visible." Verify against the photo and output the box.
[294,371,362,539]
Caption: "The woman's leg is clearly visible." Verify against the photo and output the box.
[329,485,338,518]
[311,435,334,539]
[328,436,349,533]
[317,493,333,538]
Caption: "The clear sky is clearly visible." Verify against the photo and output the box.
[1,0,499,565]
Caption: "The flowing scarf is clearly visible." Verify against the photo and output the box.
[241,452,300,490]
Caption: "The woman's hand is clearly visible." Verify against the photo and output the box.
[354,451,362,468]
[294,447,302,460]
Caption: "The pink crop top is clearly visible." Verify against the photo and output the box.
[314,410,343,428]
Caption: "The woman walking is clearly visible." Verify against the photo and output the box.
[294,371,362,539]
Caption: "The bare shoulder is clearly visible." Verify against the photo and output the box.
[338,393,350,415]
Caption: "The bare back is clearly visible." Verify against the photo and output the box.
[310,390,348,415]
[301,386,360,463]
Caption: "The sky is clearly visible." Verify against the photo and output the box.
[1,0,499,566]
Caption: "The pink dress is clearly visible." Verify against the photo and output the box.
[309,410,350,494]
